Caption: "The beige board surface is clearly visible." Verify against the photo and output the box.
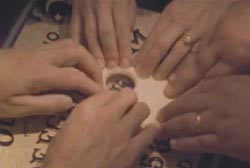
[0,8,200,168]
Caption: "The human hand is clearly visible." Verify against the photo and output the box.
[42,89,159,168]
[70,0,137,69]
[0,40,102,118]
[157,76,250,161]
[161,0,250,98]
[134,0,239,97]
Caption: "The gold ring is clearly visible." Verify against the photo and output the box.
[195,114,201,135]
[182,35,193,45]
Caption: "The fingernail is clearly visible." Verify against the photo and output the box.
[135,66,150,79]
[62,97,75,109]
[120,58,130,68]
[158,107,170,123]
[170,139,178,149]
[164,82,176,98]
[168,73,176,82]
[107,60,118,69]
[157,114,165,123]
[97,59,105,69]
[153,73,165,81]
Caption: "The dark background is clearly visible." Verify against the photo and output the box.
[0,0,30,46]
[0,0,172,47]
[0,0,250,167]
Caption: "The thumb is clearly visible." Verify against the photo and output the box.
[9,94,75,118]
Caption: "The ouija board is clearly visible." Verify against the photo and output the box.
[0,1,230,168]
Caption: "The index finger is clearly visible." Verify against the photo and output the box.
[37,67,101,95]
[47,40,103,84]
[104,88,138,118]
[134,12,185,78]
[157,93,207,122]
[97,4,119,68]
[77,90,119,109]
[129,124,159,157]
[170,134,220,153]
[113,3,132,68]
[76,46,103,85]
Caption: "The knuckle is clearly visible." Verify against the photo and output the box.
[74,46,87,57]
[178,117,187,135]
[84,25,96,35]
[61,39,75,47]
[174,42,188,56]
[107,53,118,61]
[99,27,113,38]
[30,70,52,92]
[174,21,188,32]
[67,69,87,86]
[121,88,137,100]
[155,39,167,51]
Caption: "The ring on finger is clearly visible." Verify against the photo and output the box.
[194,114,201,135]
[182,35,194,46]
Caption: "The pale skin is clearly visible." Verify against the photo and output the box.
[157,75,250,162]
[42,89,159,168]
[0,39,102,118]
[160,0,250,98]
[134,0,243,98]
[69,0,137,69]
[0,39,159,168]
[155,1,250,161]
[2,0,250,165]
